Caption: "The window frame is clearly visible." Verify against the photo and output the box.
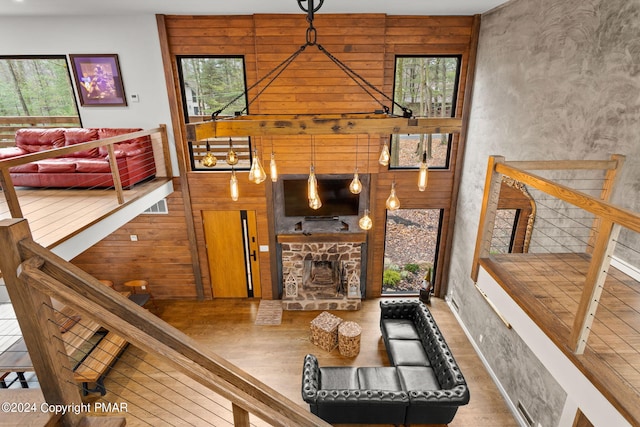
[388,55,462,171]
[177,55,252,172]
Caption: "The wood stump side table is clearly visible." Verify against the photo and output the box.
[310,311,343,352]
[338,321,362,357]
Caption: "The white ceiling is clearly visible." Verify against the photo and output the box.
[2,0,509,17]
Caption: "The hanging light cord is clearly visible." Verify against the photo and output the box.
[210,0,413,120]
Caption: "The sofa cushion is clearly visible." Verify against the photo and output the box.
[0,147,27,160]
[357,367,402,391]
[64,128,99,158]
[74,158,111,173]
[16,128,65,152]
[319,367,358,389]
[397,366,440,391]
[382,318,420,340]
[9,163,38,173]
[387,339,431,366]
[36,159,77,173]
[96,128,149,157]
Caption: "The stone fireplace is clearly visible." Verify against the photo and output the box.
[279,235,364,310]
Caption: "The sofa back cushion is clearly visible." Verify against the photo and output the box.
[96,128,150,157]
[15,128,65,153]
[64,128,99,158]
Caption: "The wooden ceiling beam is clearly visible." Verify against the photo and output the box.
[185,114,462,140]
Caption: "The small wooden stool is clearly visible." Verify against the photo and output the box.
[123,280,157,310]
[338,321,362,357]
[98,280,114,288]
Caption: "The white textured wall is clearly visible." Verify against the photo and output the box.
[450,0,640,426]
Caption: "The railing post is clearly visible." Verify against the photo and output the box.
[159,124,173,178]
[569,219,621,354]
[232,403,250,427]
[586,154,625,254]
[106,144,125,204]
[0,219,83,426]
[0,168,23,218]
[471,155,505,282]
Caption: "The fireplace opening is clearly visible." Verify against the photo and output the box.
[303,260,344,295]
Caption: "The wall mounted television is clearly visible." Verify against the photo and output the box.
[283,178,359,217]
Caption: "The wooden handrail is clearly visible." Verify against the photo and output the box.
[495,162,640,233]
[1,218,329,427]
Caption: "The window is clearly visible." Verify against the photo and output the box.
[389,56,461,169]
[178,56,251,171]
[382,209,442,295]
[490,209,519,254]
[0,56,80,145]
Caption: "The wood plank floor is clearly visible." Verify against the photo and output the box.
[90,297,518,427]
[0,178,170,249]
[481,253,640,426]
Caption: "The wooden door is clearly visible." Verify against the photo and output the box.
[203,210,261,298]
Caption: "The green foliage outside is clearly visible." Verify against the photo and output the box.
[180,57,247,117]
[383,269,402,287]
[0,58,78,116]
[404,263,420,274]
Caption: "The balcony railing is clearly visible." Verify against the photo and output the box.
[472,154,640,425]
[0,126,173,251]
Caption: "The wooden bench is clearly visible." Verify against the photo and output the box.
[74,331,128,396]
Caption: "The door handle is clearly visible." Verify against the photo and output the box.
[250,250,257,261]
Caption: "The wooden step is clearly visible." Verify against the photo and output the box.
[74,332,127,383]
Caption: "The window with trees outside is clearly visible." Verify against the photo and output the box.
[178,56,251,171]
[389,56,460,169]
[0,56,80,147]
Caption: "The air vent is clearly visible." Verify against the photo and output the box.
[517,400,535,427]
[450,297,459,312]
[143,199,168,214]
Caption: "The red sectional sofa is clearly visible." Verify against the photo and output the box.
[0,127,156,188]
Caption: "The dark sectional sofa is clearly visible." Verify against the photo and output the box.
[302,299,469,425]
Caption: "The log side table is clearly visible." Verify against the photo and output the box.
[338,321,362,357]
[310,311,343,352]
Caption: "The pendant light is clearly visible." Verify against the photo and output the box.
[378,141,390,166]
[225,138,238,166]
[230,167,239,201]
[308,137,322,209]
[417,151,428,191]
[248,148,267,184]
[350,135,362,194]
[200,140,217,167]
[359,208,373,230]
[358,135,372,230]
[270,151,278,182]
[386,180,400,211]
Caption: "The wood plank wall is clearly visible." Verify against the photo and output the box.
[163,13,476,299]
[71,179,198,299]
[82,13,476,300]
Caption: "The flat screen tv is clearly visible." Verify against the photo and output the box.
[283,178,359,217]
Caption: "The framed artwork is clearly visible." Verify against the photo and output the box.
[69,54,127,106]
